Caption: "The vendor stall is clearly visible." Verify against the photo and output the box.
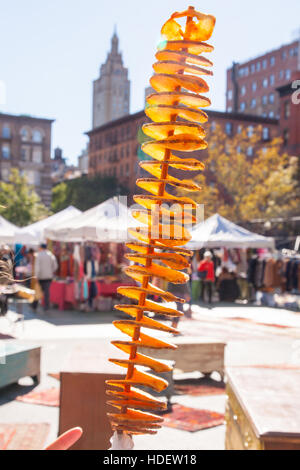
[0,216,19,244]
[14,206,82,245]
[187,213,275,250]
[44,197,140,243]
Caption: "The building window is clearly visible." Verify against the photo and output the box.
[32,129,43,143]
[270,74,275,86]
[227,106,232,113]
[256,62,261,72]
[251,98,256,108]
[284,101,290,119]
[279,70,284,80]
[262,127,270,141]
[286,69,291,80]
[270,56,275,66]
[227,89,233,100]
[282,50,287,60]
[241,85,246,96]
[251,64,255,74]
[269,93,275,104]
[262,59,267,69]
[237,125,242,134]
[126,163,129,176]
[225,122,233,136]
[269,111,274,118]
[240,102,246,111]
[21,146,31,161]
[2,143,10,159]
[20,127,30,142]
[263,78,268,88]
[247,146,253,157]
[252,81,257,92]
[247,126,254,138]
[289,48,294,57]
[1,168,10,181]
[2,125,10,139]
[283,129,289,147]
[210,121,216,132]
[32,147,42,163]
[262,95,267,105]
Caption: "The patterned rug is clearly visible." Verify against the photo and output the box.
[16,387,60,407]
[175,383,225,396]
[0,423,50,450]
[162,404,224,432]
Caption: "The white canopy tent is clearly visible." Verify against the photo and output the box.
[186,213,275,250]
[14,206,82,245]
[44,197,140,243]
[0,216,19,244]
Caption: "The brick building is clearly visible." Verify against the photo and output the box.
[0,113,54,206]
[226,39,299,118]
[86,109,278,193]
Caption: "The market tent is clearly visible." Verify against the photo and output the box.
[186,213,275,250]
[0,215,19,244]
[44,197,140,243]
[14,206,82,244]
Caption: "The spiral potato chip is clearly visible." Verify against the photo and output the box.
[107,5,215,436]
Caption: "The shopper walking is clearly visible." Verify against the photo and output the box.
[198,251,215,305]
[35,244,58,311]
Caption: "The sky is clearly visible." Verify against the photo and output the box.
[1,0,300,165]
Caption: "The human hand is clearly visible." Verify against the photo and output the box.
[45,427,83,450]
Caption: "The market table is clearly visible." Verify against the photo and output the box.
[50,279,136,310]
[225,366,300,450]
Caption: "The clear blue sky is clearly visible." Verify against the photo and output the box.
[1,0,299,164]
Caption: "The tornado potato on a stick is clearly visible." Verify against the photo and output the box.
[106,6,216,436]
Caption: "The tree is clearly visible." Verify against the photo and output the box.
[187,124,300,224]
[0,168,50,226]
[51,174,130,212]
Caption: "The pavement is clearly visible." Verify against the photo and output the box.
[0,301,300,450]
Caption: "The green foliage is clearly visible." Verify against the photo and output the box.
[179,124,300,224]
[0,168,50,226]
[51,174,130,212]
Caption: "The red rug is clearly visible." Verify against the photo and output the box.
[162,404,225,432]
[0,423,50,450]
[16,387,60,407]
[175,384,225,396]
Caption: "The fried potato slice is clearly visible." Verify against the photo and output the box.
[161,18,183,41]
[155,49,213,68]
[131,207,196,225]
[145,105,208,124]
[129,226,192,246]
[166,9,216,42]
[126,242,193,257]
[109,353,172,373]
[146,91,211,108]
[136,177,201,195]
[111,333,176,350]
[117,285,184,304]
[111,424,158,435]
[106,386,166,408]
[153,60,213,78]
[125,263,189,284]
[142,122,205,140]
[158,39,214,54]
[114,301,182,319]
[139,158,205,172]
[150,73,209,94]
[107,368,168,392]
[133,194,198,210]
[109,407,164,423]
[107,399,165,411]
[125,252,189,270]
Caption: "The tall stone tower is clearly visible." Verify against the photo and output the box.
[92,29,130,128]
